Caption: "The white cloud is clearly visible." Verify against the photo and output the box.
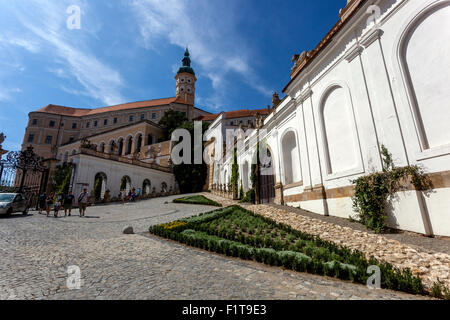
[0,88,22,102]
[0,36,41,54]
[0,0,125,106]
[129,0,272,109]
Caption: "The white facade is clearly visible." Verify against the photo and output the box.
[70,153,176,203]
[211,0,450,237]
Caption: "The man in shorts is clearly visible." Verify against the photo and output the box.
[64,191,75,217]
[78,188,89,217]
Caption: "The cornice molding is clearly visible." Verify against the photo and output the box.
[360,28,383,48]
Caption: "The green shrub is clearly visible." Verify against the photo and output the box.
[149,204,430,297]
[352,145,432,233]
[174,195,222,207]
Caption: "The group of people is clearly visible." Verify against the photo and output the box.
[37,188,89,218]
[119,188,140,204]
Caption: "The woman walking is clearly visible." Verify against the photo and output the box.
[38,193,47,214]
[45,193,54,217]
[54,194,63,218]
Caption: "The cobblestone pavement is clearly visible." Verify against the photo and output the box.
[0,195,428,300]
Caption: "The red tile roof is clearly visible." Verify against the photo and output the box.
[34,97,191,117]
[196,108,270,121]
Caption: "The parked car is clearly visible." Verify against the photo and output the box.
[0,193,29,216]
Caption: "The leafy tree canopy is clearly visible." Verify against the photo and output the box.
[158,110,188,141]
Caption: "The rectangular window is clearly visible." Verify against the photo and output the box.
[104,119,108,126]
[27,134,35,143]
[114,117,118,124]
[152,113,156,119]
[141,114,145,121]
[86,122,90,128]
[94,121,98,127]
[49,121,55,128]
[129,115,134,122]
[32,119,38,126]
[45,136,52,144]
[69,137,74,143]
[72,123,77,129]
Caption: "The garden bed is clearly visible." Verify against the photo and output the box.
[149,205,431,297]
[173,195,222,207]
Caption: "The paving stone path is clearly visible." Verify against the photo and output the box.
[0,195,428,300]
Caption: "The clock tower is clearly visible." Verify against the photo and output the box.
[175,48,197,107]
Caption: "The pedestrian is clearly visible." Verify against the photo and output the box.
[78,188,89,217]
[45,193,54,217]
[120,190,126,205]
[130,188,137,202]
[54,194,63,218]
[38,193,47,214]
[64,191,75,217]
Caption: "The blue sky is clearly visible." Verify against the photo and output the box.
[0,0,346,151]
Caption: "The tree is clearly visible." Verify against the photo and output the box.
[52,164,72,195]
[231,147,239,199]
[172,121,210,194]
[158,110,188,141]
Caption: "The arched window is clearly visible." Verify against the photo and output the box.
[126,136,133,155]
[108,140,116,154]
[135,134,143,153]
[400,3,450,150]
[118,138,124,155]
[120,176,131,193]
[321,85,360,175]
[282,131,301,185]
[142,179,151,195]
[94,172,107,201]
[161,182,168,193]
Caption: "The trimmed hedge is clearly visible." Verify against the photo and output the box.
[173,195,222,207]
[149,205,427,296]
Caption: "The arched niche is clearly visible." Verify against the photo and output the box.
[320,84,360,175]
[399,2,450,151]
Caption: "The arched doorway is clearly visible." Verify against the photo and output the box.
[142,179,151,196]
[135,134,143,153]
[258,146,275,204]
[94,172,107,201]
[121,175,131,194]
[126,136,133,155]
[161,182,168,193]
[118,138,124,156]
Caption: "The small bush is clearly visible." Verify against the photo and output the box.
[173,195,222,207]
[148,204,431,297]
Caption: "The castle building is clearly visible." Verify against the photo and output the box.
[210,0,450,237]
[18,50,210,198]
